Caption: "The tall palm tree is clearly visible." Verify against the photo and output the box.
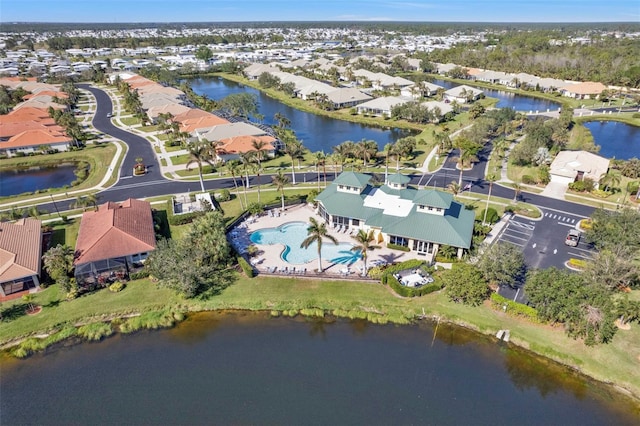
[355,139,378,170]
[274,112,291,129]
[351,229,381,275]
[313,151,326,190]
[483,173,498,225]
[332,142,353,172]
[272,170,290,211]
[239,151,254,206]
[186,141,216,193]
[251,139,269,203]
[283,139,304,184]
[300,217,338,273]
[512,181,523,202]
[227,160,244,210]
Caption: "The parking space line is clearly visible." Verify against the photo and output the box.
[568,251,593,260]
[504,229,532,237]
[502,233,529,242]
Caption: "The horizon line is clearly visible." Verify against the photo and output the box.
[2,20,639,25]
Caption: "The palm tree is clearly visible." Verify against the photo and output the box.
[274,112,291,129]
[512,181,523,202]
[354,139,378,170]
[332,142,353,172]
[227,160,244,210]
[351,229,381,275]
[186,141,216,193]
[283,140,304,184]
[448,181,461,198]
[313,151,326,190]
[300,217,338,273]
[239,151,255,206]
[272,170,290,211]
[251,139,269,203]
[483,173,498,225]
[599,171,621,193]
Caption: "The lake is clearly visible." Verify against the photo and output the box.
[583,120,640,160]
[189,77,415,152]
[0,163,77,197]
[1,312,637,425]
[430,79,560,112]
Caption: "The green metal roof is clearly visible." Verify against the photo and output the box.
[412,189,452,209]
[332,171,371,188]
[316,172,474,249]
[386,172,411,185]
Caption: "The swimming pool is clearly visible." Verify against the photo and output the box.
[250,221,361,265]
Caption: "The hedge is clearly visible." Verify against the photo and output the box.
[387,243,410,252]
[387,275,443,297]
[490,292,539,322]
[237,256,255,278]
[166,200,205,225]
[129,270,150,280]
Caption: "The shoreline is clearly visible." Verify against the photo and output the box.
[2,293,639,404]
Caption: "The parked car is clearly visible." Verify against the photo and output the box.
[565,229,580,247]
[106,112,112,118]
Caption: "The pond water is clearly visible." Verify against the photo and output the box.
[189,77,415,152]
[583,120,640,160]
[0,163,77,197]
[430,79,560,112]
[1,312,637,425]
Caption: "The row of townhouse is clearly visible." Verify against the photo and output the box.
[0,77,73,157]
[111,72,279,161]
[435,63,607,99]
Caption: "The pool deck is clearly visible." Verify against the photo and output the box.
[229,203,426,278]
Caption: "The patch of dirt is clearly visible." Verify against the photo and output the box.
[26,306,42,316]
[615,319,631,330]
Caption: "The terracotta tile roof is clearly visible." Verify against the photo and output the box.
[560,81,606,95]
[173,108,212,122]
[74,199,156,266]
[2,129,71,149]
[0,107,51,122]
[0,121,62,139]
[22,91,68,100]
[180,114,229,133]
[0,218,42,283]
[218,135,276,155]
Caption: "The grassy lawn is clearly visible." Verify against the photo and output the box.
[163,144,183,152]
[139,125,160,133]
[2,276,639,398]
[170,154,190,165]
[0,144,118,205]
[120,116,140,126]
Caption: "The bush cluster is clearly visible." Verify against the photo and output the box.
[385,275,442,297]
[490,293,539,322]
[237,256,255,278]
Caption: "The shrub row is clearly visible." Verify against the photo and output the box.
[166,200,205,225]
[129,270,150,281]
[238,256,255,278]
[387,243,410,252]
[490,292,540,322]
[386,275,442,297]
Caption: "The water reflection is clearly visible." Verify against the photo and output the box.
[0,163,78,197]
[583,120,640,160]
[1,312,638,425]
[189,77,416,152]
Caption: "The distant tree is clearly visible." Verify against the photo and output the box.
[442,264,488,306]
[219,93,258,118]
[195,46,213,62]
[42,244,75,293]
[145,212,234,298]
[477,242,526,288]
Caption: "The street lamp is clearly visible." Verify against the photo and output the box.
[49,194,61,217]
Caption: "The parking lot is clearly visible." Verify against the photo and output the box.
[494,208,597,304]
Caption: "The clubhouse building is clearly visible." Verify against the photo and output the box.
[315,172,475,261]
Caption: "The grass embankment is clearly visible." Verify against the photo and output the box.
[0,143,118,205]
[2,277,639,400]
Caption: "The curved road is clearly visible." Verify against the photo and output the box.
[33,85,595,219]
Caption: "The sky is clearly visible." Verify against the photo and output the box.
[1,0,638,23]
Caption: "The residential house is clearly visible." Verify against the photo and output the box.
[443,85,484,103]
[400,81,444,99]
[325,88,372,109]
[73,199,156,287]
[315,172,474,261]
[356,96,410,117]
[549,150,610,187]
[560,82,606,100]
[0,218,42,299]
